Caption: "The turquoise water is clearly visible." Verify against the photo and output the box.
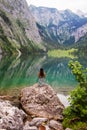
[0,54,86,95]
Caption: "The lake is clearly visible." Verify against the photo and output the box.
[0,54,87,96]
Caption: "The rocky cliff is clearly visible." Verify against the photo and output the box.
[0,0,44,54]
[30,5,87,46]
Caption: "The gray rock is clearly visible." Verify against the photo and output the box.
[49,120,63,130]
[0,99,26,130]
[29,117,48,127]
[23,121,38,130]
[23,121,37,130]
[20,84,64,120]
[23,118,50,130]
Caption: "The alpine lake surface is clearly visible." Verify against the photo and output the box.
[0,52,87,96]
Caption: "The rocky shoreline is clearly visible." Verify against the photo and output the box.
[0,84,71,130]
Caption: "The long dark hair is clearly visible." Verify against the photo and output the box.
[38,68,45,78]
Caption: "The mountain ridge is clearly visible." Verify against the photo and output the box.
[29,5,87,46]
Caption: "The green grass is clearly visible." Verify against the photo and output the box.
[48,48,78,59]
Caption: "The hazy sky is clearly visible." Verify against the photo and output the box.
[26,0,87,13]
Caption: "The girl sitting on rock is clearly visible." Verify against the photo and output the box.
[38,68,46,86]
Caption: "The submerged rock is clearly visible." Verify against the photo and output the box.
[0,99,26,130]
[20,84,64,120]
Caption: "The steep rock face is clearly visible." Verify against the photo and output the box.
[72,23,87,42]
[0,0,43,54]
[30,5,87,46]
[30,5,63,26]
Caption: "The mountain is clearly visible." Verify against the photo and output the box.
[76,10,87,18]
[1,1,87,54]
[0,0,45,55]
[29,5,87,47]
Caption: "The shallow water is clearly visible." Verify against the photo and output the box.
[57,94,70,107]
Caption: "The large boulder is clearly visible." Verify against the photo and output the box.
[20,84,64,120]
[0,99,26,130]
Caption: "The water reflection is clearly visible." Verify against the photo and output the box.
[0,54,79,95]
[43,57,77,88]
[0,55,45,88]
